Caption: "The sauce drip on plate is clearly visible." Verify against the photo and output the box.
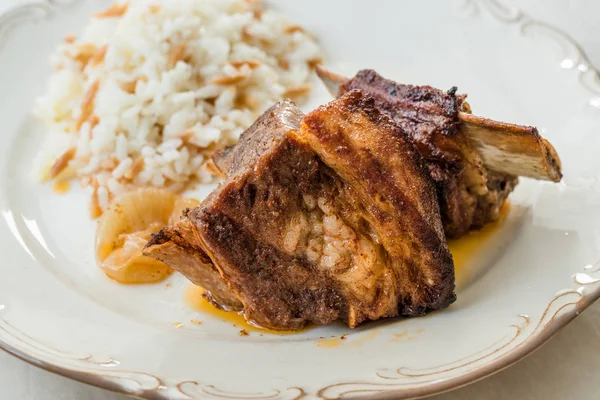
[52,181,70,194]
[184,284,309,335]
[449,202,511,289]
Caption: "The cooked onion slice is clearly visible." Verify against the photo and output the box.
[169,197,201,225]
[95,188,198,284]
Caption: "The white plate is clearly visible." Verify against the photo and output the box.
[1,0,600,399]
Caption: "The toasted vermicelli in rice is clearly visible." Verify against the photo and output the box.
[33,0,322,216]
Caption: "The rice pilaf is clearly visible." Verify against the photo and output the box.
[33,0,322,217]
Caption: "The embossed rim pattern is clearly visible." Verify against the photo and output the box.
[1,281,597,400]
[464,0,600,106]
[1,0,600,399]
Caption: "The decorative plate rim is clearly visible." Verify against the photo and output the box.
[2,281,598,400]
[1,0,600,399]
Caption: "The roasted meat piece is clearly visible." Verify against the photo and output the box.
[144,100,306,312]
[318,67,562,182]
[336,69,513,238]
[145,93,455,330]
[143,217,243,311]
[317,67,561,238]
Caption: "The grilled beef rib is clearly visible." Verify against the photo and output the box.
[145,92,456,330]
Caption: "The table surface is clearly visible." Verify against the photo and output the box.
[2,0,600,399]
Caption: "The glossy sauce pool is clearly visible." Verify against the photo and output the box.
[184,284,309,335]
[184,203,511,334]
[449,202,511,288]
[52,181,71,194]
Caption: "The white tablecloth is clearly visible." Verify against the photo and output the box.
[2,0,599,399]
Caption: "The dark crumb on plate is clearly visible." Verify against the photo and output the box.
[239,329,249,336]
[340,334,347,340]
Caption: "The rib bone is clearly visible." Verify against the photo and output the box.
[316,65,562,182]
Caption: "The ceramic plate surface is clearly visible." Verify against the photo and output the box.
[1,0,600,399]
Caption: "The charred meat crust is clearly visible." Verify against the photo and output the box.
[298,91,455,315]
[197,137,352,329]
[471,173,519,230]
[340,69,471,172]
[212,100,304,178]
[195,208,347,330]
[341,69,463,137]
[147,95,457,330]
[300,91,446,255]
[340,69,516,239]
[319,65,561,183]
[144,217,244,310]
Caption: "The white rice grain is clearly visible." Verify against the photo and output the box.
[115,134,128,160]
[112,157,133,179]
[34,0,322,216]
[97,186,109,211]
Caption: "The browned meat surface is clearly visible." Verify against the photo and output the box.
[339,69,518,238]
[211,100,304,178]
[317,66,561,181]
[471,171,518,230]
[145,101,304,311]
[144,216,243,311]
[145,93,455,330]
